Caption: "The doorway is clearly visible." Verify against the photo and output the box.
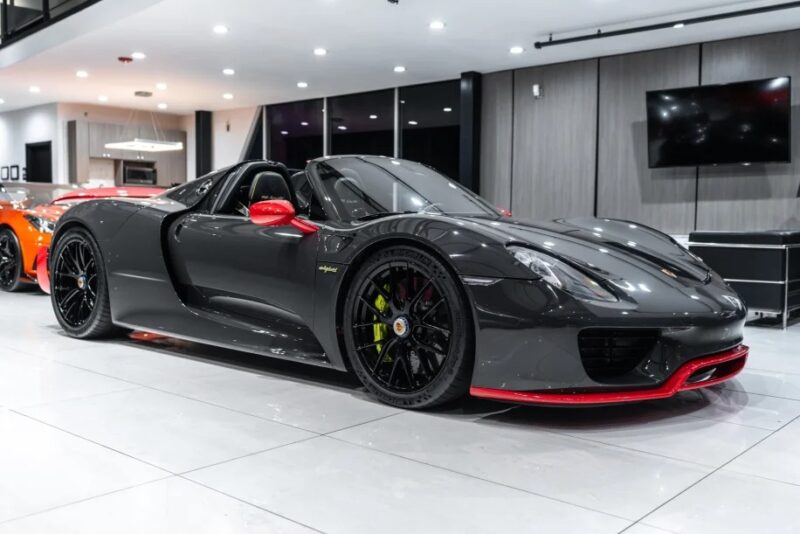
[25,141,53,183]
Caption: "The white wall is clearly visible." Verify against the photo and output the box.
[212,107,259,171]
[0,103,60,182]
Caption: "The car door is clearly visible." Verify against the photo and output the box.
[166,167,321,335]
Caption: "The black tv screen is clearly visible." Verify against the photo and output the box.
[647,77,791,168]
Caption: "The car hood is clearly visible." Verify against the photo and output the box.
[455,215,732,313]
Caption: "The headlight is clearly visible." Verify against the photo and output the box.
[24,215,56,234]
[507,245,617,302]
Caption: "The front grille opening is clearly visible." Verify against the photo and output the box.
[686,357,746,385]
[579,328,660,381]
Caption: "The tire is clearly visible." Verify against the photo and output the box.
[0,228,26,292]
[343,246,473,409]
[50,227,118,339]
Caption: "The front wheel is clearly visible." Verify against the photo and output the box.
[0,228,26,292]
[343,246,473,409]
[50,227,117,339]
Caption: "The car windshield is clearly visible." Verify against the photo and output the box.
[0,184,79,209]
[315,156,499,222]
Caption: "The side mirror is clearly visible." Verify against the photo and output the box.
[250,199,319,235]
[250,199,295,227]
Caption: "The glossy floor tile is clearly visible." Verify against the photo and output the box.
[0,409,165,524]
[186,436,630,534]
[0,477,315,534]
[330,411,711,520]
[1,291,799,533]
[20,388,315,473]
[642,470,800,534]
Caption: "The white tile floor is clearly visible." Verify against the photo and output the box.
[0,291,799,533]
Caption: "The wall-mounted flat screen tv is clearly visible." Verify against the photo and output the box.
[647,77,791,168]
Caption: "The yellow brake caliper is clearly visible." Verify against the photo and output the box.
[373,286,391,362]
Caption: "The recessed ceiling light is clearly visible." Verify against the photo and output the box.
[443,107,452,112]
[131,51,146,60]
[223,93,234,100]
[369,114,378,119]
[509,46,524,54]
[673,23,685,28]
[337,125,347,131]
[313,47,327,56]
[29,86,41,93]
[408,120,418,126]
[98,95,109,102]
[213,25,229,35]
[0,98,5,105]
[393,65,406,73]
[297,81,309,88]
[222,68,235,76]
[281,130,289,135]
[157,103,168,110]
[76,70,89,79]
[156,82,168,90]
[429,20,445,30]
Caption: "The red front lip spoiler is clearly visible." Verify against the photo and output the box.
[470,344,748,406]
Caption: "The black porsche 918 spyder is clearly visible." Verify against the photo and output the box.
[46,155,749,408]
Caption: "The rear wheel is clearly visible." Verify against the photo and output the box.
[0,228,25,292]
[51,227,117,339]
[343,246,473,409]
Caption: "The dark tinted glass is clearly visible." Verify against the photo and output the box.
[164,172,224,208]
[244,110,264,160]
[315,156,498,222]
[329,90,394,156]
[400,80,460,178]
[647,77,791,168]
[268,99,324,169]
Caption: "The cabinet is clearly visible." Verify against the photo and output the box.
[89,123,119,159]
[72,120,187,185]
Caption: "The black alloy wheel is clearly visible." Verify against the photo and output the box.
[0,228,24,292]
[344,246,473,409]
[51,227,117,339]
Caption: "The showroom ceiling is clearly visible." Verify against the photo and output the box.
[0,0,797,113]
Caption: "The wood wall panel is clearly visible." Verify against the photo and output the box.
[597,45,700,234]
[697,30,800,231]
[479,71,513,208]
[511,59,597,221]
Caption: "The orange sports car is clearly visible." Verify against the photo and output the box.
[0,183,164,292]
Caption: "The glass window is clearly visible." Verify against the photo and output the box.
[315,156,498,223]
[400,80,461,179]
[6,0,44,35]
[267,99,324,170]
[329,90,394,156]
[164,171,224,208]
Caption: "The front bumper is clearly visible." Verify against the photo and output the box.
[36,245,50,294]
[466,277,747,394]
[471,344,748,405]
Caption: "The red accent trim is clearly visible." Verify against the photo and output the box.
[128,331,170,342]
[290,218,319,235]
[36,245,50,294]
[470,344,748,405]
